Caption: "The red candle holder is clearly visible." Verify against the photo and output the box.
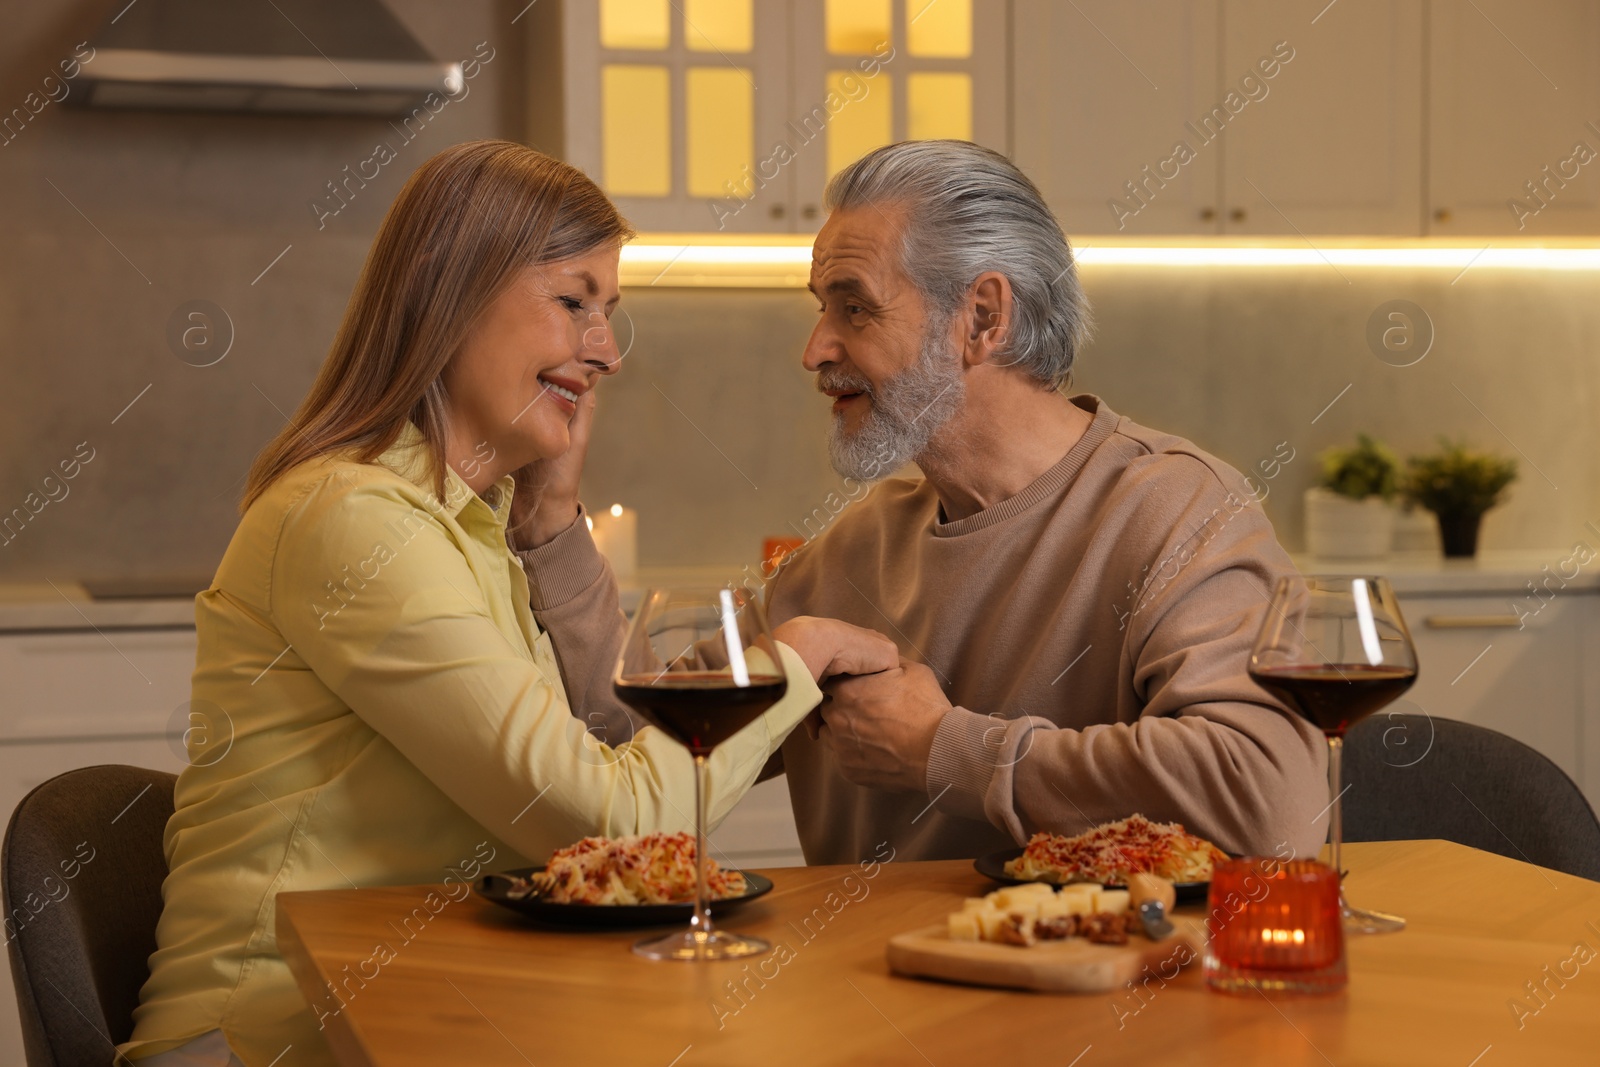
[1204,858,1347,994]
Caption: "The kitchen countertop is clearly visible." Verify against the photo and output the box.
[1290,550,1599,596]
[0,566,754,633]
[0,551,1587,632]
[0,582,197,632]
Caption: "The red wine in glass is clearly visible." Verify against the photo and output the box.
[1249,575,1418,935]
[1248,664,1418,738]
[613,587,788,961]
[614,671,787,757]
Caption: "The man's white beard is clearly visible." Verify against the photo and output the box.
[823,320,966,482]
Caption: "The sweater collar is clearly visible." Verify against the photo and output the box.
[931,394,1118,537]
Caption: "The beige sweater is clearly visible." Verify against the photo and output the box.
[766,395,1329,865]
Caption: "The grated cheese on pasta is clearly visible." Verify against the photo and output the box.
[530,833,747,904]
[1004,814,1226,885]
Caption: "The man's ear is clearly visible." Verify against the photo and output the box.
[961,271,1013,368]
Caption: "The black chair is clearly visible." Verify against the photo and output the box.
[1342,713,1600,881]
[3,766,176,1067]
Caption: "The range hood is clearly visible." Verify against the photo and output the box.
[78,0,462,116]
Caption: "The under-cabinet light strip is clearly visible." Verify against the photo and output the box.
[619,241,1600,286]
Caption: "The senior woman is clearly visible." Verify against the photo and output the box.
[119,140,893,1067]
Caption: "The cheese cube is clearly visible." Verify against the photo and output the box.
[1093,889,1131,915]
[1036,892,1073,920]
[947,910,982,941]
[975,907,1012,941]
[1057,884,1097,916]
[960,897,989,912]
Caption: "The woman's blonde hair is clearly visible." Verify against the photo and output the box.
[241,140,633,535]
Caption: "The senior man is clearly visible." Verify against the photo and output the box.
[767,140,1327,865]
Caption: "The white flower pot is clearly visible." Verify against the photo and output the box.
[1304,487,1395,560]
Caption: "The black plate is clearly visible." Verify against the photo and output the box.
[474,866,774,928]
[974,847,1210,903]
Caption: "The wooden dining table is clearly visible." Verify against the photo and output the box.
[276,839,1600,1066]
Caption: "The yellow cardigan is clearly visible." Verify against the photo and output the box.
[121,424,820,1065]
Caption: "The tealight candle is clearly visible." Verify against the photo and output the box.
[588,503,638,583]
[1204,858,1346,994]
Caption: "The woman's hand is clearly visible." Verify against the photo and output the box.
[772,616,899,684]
[509,389,597,550]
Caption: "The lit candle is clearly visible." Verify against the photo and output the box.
[588,503,638,583]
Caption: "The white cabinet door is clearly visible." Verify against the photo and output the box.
[1395,593,1585,799]
[1222,0,1423,235]
[1013,0,1222,236]
[541,0,1009,234]
[553,0,795,234]
[1428,0,1600,236]
[789,0,1010,226]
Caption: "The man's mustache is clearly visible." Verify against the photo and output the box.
[816,368,874,396]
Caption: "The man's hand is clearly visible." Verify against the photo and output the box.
[771,616,898,683]
[510,389,597,550]
[818,660,951,793]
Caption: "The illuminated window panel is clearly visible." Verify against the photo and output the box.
[686,68,753,198]
[906,0,972,57]
[827,0,891,54]
[602,65,671,196]
[908,72,971,140]
[600,0,670,50]
[826,71,892,177]
[684,0,753,52]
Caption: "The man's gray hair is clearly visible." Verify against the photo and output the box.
[823,140,1092,390]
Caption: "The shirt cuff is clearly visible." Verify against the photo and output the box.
[517,505,608,611]
[765,641,824,736]
[924,706,1001,823]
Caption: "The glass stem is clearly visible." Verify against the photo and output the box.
[692,754,713,949]
[1327,735,1344,888]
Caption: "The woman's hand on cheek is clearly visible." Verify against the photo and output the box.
[510,389,597,550]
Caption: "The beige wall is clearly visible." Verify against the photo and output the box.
[1,1,1595,586]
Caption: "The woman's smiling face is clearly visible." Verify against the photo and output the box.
[443,244,623,487]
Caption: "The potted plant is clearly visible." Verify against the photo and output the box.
[1402,440,1518,558]
[1304,434,1400,559]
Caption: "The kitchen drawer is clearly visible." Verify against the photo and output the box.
[1396,592,1584,788]
[0,630,196,741]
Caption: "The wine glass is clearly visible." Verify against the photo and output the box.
[613,587,788,960]
[1248,575,1418,935]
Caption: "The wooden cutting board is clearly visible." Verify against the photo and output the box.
[886,917,1207,993]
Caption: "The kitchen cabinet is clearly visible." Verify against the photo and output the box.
[1221,0,1423,236]
[1393,592,1588,802]
[1428,0,1600,236]
[524,0,1008,233]
[1012,0,1222,236]
[1015,0,1423,237]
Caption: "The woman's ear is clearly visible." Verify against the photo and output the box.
[962,271,1013,368]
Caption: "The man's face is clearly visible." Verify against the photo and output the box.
[804,205,965,480]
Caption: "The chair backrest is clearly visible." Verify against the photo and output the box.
[3,765,176,1067]
[1342,713,1600,881]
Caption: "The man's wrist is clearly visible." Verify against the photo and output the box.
[924,706,1001,821]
